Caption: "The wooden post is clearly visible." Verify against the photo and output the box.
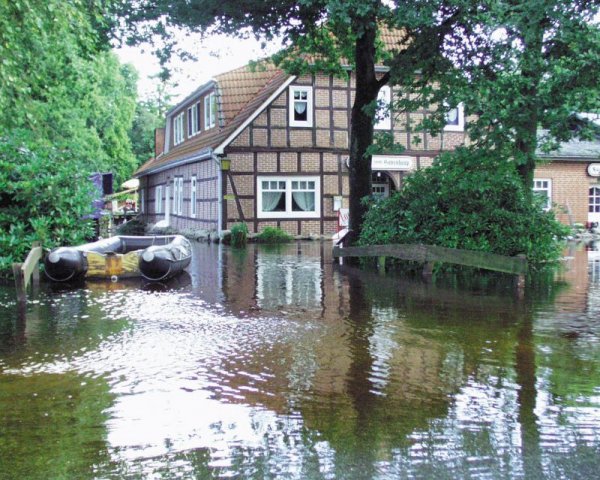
[377,256,386,274]
[13,262,26,303]
[30,241,40,288]
[422,262,434,279]
[12,241,43,303]
[515,274,526,299]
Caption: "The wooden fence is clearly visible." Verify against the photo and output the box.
[12,242,43,302]
[332,243,528,276]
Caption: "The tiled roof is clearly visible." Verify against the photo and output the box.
[135,62,289,176]
[379,25,407,53]
[537,130,600,160]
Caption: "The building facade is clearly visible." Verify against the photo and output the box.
[135,61,468,236]
[135,62,600,235]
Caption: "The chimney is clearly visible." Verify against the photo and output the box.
[154,128,165,157]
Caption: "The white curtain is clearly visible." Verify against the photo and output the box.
[262,192,283,211]
[292,192,314,212]
[294,102,307,115]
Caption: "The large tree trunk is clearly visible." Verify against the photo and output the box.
[515,19,544,192]
[347,22,385,243]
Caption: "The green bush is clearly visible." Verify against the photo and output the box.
[230,222,249,248]
[0,131,95,277]
[359,147,568,266]
[255,226,293,244]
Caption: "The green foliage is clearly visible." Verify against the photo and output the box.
[130,82,173,167]
[255,227,293,244]
[359,148,569,266]
[390,0,600,186]
[0,0,139,184]
[230,223,249,248]
[0,132,96,276]
[0,0,143,276]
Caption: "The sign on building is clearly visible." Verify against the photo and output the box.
[371,155,415,171]
[587,163,600,177]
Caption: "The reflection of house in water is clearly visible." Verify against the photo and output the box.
[553,243,592,313]
[218,242,326,316]
[588,244,600,314]
[256,252,322,311]
[210,245,522,453]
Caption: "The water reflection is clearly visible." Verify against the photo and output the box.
[256,247,323,311]
[0,242,599,478]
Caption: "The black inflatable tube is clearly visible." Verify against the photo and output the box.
[44,235,192,282]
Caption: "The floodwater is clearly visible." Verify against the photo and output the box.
[0,242,599,479]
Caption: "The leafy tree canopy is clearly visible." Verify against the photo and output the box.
[389,0,600,187]
[0,0,141,274]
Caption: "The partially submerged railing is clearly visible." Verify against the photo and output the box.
[332,243,528,276]
[12,242,42,303]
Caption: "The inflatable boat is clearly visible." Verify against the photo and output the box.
[44,235,192,282]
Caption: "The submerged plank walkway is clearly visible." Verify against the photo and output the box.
[332,243,528,275]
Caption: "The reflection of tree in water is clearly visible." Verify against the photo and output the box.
[298,265,575,478]
[0,373,113,480]
[0,284,131,369]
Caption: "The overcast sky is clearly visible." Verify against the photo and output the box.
[115,33,281,102]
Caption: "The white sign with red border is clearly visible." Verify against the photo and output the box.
[338,208,349,228]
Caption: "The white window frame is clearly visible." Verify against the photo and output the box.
[257,176,320,219]
[190,175,197,218]
[444,102,465,132]
[173,112,185,145]
[374,85,392,130]
[589,186,600,214]
[172,177,183,215]
[187,102,201,137]
[178,177,184,215]
[140,188,144,213]
[533,178,552,211]
[155,185,163,214]
[172,179,177,215]
[204,92,216,130]
[289,86,313,128]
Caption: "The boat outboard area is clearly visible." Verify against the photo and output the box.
[44,235,192,282]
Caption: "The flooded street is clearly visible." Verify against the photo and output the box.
[1,242,599,479]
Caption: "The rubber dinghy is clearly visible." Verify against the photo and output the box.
[44,235,192,282]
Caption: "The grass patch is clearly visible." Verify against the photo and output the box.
[255,226,293,244]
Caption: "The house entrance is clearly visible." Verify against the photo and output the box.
[589,186,600,224]
[371,171,396,199]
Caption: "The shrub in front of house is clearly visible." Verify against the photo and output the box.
[359,147,569,266]
[230,222,249,248]
[0,131,95,277]
[255,226,293,244]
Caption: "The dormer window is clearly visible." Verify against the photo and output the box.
[289,86,313,127]
[444,103,464,132]
[188,102,201,137]
[204,92,217,130]
[173,112,185,145]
